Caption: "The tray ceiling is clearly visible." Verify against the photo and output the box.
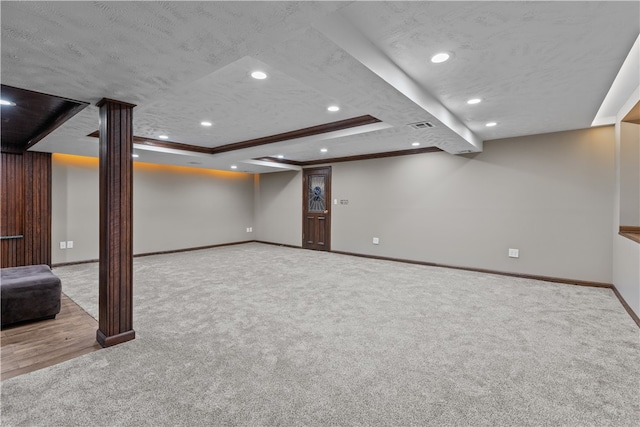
[1,1,638,173]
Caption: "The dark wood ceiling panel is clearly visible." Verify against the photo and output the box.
[1,85,88,153]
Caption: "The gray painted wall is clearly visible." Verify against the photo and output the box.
[53,126,621,299]
[51,156,99,264]
[52,156,254,264]
[254,170,302,246]
[329,127,615,284]
[255,127,616,284]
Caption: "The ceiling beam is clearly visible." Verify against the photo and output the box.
[313,12,483,155]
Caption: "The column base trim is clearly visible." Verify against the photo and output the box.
[96,329,135,348]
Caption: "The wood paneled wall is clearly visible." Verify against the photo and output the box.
[1,151,52,268]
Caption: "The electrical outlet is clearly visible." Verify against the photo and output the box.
[508,248,519,258]
[246,227,253,233]
[373,237,379,245]
[59,241,66,249]
[67,241,74,249]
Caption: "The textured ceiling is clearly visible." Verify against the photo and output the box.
[1,1,638,173]
[340,1,640,139]
[133,56,364,146]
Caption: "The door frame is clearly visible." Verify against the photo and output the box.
[302,166,332,251]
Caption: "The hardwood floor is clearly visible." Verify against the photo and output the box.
[1,293,101,381]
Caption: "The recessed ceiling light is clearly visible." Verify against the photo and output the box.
[158,135,169,139]
[276,155,284,159]
[467,98,482,105]
[411,142,421,147]
[320,148,328,153]
[201,121,212,127]
[431,52,451,63]
[230,165,238,169]
[327,105,340,112]
[251,71,267,80]
[0,99,16,106]
[131,154,139,158]
[485,122,497,127]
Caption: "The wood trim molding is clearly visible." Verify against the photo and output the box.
[87,131,212,155]
[96,98,136,109]
[52,259,100,268]
[611,285,640,328]
[255,157,306,166]
[254,240,302,250]
[619,226,640,244]
[258,146,442,167]
[88,115,443,166]
[51,240,255,268]
[133,240,254,258]
[88,115,382,158]
[96,329,135,348]
[132,135,212,154]
[309,146,442,165]
[330,250,613,288]
[211,115,381,155]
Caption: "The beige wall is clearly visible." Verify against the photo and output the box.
[51,155,254,264]
[254,171,302,246]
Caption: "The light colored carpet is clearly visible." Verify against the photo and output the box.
[2,242,639,426]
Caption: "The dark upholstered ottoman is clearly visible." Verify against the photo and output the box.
[1,265,61,328]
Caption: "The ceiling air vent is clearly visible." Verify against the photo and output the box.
[408,121,435,130]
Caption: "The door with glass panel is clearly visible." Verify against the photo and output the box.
[302,167,331,251]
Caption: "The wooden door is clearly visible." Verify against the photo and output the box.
[302,167,331,251]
